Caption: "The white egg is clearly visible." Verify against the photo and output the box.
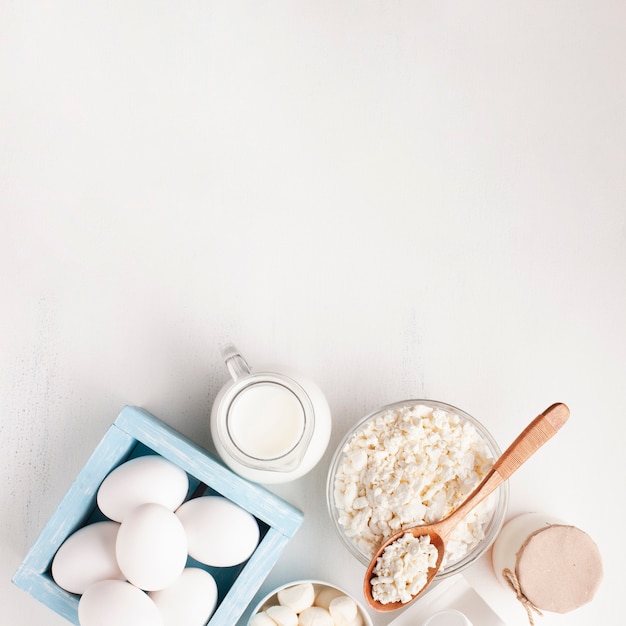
[51,521,125,594]
[78,579,163,626]
[116,503,188,591]
[97,455,189,522]
[148,568,218,626]
[176,496,259,567]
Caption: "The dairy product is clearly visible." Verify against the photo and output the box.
[298,606,335,626]
[211,350,332,483]
[329,595,359,623]
[277,582,316,613]
[491,513,603,620]
[266,604,299,626]
[251,582,366,626]
[371,532,438,604]
[333,403,496,569]
[229,383,305,459]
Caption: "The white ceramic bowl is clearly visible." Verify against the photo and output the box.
[248,579,373,626]
[326,399,508,580]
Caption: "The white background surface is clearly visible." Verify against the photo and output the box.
[2,2,625,625]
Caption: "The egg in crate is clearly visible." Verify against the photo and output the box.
[115,502,189,591]
[51,521,125,594]
[13,406,304,626]
[78,580,162,626]
[51,453,260,625]
[149,568,219,626]
[176,496,260,567]
[97,454,189,522]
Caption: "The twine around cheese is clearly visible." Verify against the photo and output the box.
[502,567,542,626]
[501,522,602,625]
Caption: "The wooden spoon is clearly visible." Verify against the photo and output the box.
[363,402,570,612]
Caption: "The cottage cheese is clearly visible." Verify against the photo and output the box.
[370,532,438,604]
[333,403,496,569]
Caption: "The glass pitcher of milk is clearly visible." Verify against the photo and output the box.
[210,346,332,483]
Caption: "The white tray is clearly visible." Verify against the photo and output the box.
[387,574,505,626]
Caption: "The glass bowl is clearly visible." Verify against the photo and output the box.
[326,399,508,580]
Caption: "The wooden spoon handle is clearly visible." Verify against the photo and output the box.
[493,402,569,480]
[442,403,569,531]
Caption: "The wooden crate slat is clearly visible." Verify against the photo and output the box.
[13,406,304,626]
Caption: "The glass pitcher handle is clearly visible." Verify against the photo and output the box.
[223,345,251,381]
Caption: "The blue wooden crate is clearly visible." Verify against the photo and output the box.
[12,405,304,625]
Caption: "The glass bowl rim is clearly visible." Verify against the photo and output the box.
[325,398,509,578]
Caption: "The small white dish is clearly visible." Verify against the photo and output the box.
[423,609,473,626]
[247,579,373,626]
[387,574,504,626]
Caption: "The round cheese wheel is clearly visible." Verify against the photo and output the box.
[517,524,602,613]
